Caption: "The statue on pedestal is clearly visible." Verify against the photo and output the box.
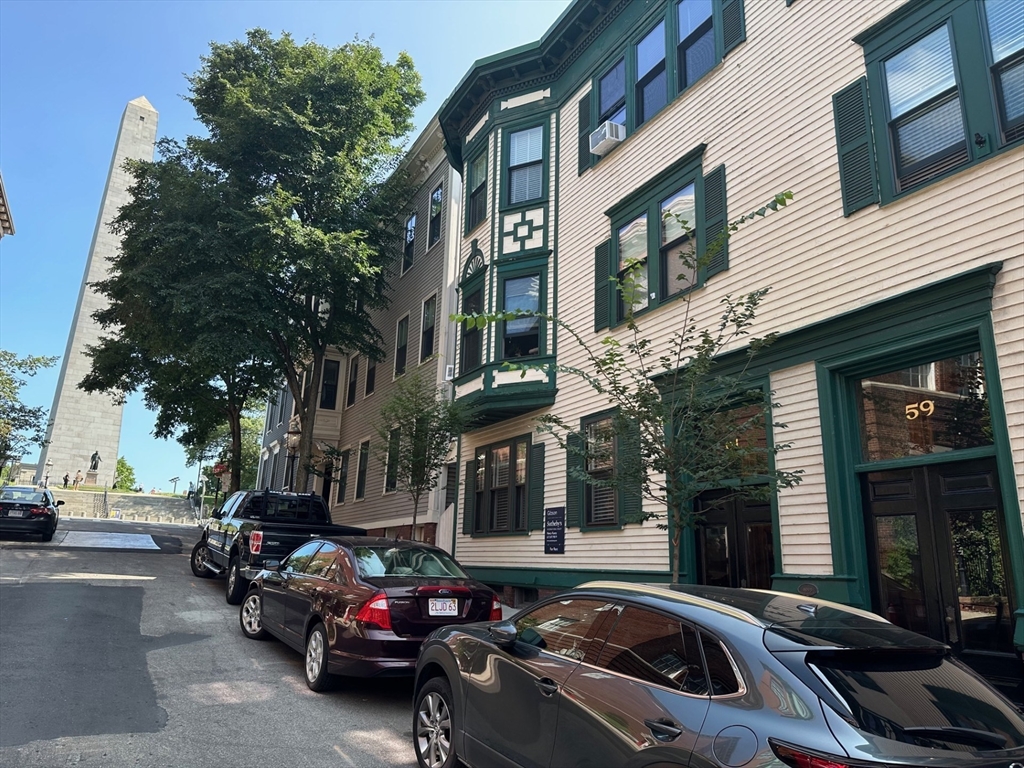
[90,451,102,471]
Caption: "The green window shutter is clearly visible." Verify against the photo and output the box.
[618,421,643,524]
[528,442,546,530]
[565,433,584,528]
[702,165,728,279]
[594,239,611,332]
[721,0,746,57]
[578,92,593,176]
[461,459,477,535]
[832,77,879,217]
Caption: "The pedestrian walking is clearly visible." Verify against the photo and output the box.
[73,470,83,490]
[62,473,70,489]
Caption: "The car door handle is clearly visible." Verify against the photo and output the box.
[534,677,559,697]
[644,719,683,742]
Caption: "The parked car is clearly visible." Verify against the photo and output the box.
[190,489,365,604]
[0,485,63,541]
[238,536,502,691]
[411,581,1024,768]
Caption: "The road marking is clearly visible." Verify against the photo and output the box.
[59,531,161,550]
[44,572,157,581]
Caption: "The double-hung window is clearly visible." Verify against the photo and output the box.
[467,151,488,230]
[584,417,617,527]
[365,358,376,397]
[636,22,667,126]
[403,214,416,273]
[355,441,369,500]
[428,185,443,246]
[501,274,541,359]
[678,0,715,89]
[420,295,436,363]
[599,58,627,127]
[384,428,400,493]
[840,1,1023,212]
[319,359,339,410]
[472,437,529,534]
[394,316,409,377]
[346,356,358,408]
[507,127,544,205]
[460,286,483,374]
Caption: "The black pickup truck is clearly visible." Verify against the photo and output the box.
[190,489,365,604]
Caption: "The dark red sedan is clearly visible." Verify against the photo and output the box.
[239,536,501,691]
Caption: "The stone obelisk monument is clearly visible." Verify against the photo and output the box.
[37,97,158,488]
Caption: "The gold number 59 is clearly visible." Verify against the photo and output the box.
[905,400,935,420]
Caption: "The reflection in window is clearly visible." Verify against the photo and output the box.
[618,213,649,315]
[678,0,715,89]
[983,0,1024,142]
[950,508,1012,654]
[599,59,626,126]
[636,22,667,126]
[858,352,991,462]
[873,514,929,636]
[508,127,544,205]
[660,183,697,298]
[515,599,619,662]
[503,274,541,358]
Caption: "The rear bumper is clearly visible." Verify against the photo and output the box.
[327,648,418,678]
[0,515,54,535]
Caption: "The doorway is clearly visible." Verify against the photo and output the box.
[696,491,774,590]
[862,457,1019,684]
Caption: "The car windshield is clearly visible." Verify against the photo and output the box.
[810,651,1024,751]
[352,546,468,579]
[0,488,45,503]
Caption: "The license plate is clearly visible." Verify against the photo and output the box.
[6,509,25,518]
[428,598,458,617]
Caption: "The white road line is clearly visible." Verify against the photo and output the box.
[59,531,161,550]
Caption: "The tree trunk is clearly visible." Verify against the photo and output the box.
[671,520,682,585]
[410,494,420,542]
[294,348,325,493]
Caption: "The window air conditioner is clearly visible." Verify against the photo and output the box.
[444,364,455,381]
[589,120,626,156]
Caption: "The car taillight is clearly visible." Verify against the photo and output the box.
[770,740,872,768]
[29,507,48,516]
[489,596,503,621]
[249,531,263,554]
[355,592,392,631]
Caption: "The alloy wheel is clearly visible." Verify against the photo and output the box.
[242,594,262,635]
[306,630,324,682]
[416,691,451,768]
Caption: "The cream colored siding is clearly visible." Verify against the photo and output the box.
[772,362,832,576]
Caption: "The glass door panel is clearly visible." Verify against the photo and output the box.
[947,508,1013,654]
[745,522,774,590]
[701,524,730,587]
[873,514,930,636]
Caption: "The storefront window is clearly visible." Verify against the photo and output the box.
[857,352,991,462]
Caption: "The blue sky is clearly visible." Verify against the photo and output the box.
[0,0,569,492]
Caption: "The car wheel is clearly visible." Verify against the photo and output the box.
[42,521,55,542]
[190,540,214,578]
[304,622,333,692]
[239,590,268,640]
[414,677,457,768]
[225,556,247,605]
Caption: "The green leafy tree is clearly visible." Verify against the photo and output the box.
[115,456,137,492]
[0,350,57,481]
[185,410,265,491]
[457,192,802,583]
[183,29,424,491]
[361,373,464,541]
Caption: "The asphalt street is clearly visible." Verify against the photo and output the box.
[0,517,417,767]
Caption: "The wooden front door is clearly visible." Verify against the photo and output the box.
[696,491,774,590]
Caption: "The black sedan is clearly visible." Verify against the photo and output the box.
[0,486,63,541]
[239,536,502,691]
[411,581,1024,768]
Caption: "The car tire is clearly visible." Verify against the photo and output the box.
[42,521,55,542]
[414,676,457,768]
[190,540,213,578]
[239,590,268,640]
[304,622,333,692]
[225,556,247,605]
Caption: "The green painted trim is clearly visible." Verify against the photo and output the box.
[465,564,675,590]
[852,444,996,474]
[1015,609,1024,652]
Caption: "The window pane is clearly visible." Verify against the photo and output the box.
[685,28,716,86]
[872,514,929,635]
[858,352,991,462]
[618,214,648,267]
[986,0,1024,63]
[510,163,543,204]
[510,126,543,166]
[679,0,713,40]
[587,485,617,526]
[884,27,957,118]
[491,487,509,530]
[641,69,668,121]
[515,441,527,486]
[320,359,340,410]
[305,542,339,579]
[422,296,436,330]
[397,317,409,346]
[597,607,709,694]
[515,599,618,661]
[661,184,696,244]
[471,152,487,187]
[894,93,965,169]
[600,59,626,118]
[491,445,510,487]
[999,58,1024,124]
[702,524,730,586]
[365,359,376,396]
[504,275,540,328]
[355,442,369,498]
[700,633,740,695]
[949,508,1013,653]
[637,22,665,79]
[283,542,323,574]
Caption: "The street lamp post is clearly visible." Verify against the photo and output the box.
[44,459,53,488]
[286,428,301,491]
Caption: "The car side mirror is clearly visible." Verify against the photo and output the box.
[488,620,518,648]
[263,560,281,572]
[56,500,65,507]
[208,508,222,520]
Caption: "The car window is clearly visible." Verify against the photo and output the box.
[304,542,339,579]
[699,631,741,696]
[281,542,323,574]
[220,493,244,518]
[810,651,1024,749]
[514,599,620,662]
[0,488,46,503]
[351,546,468,578]
[595,606,709,695]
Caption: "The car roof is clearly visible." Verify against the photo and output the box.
[317,536,451,552]
[576,581,947,651]
[1,486,45,494]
